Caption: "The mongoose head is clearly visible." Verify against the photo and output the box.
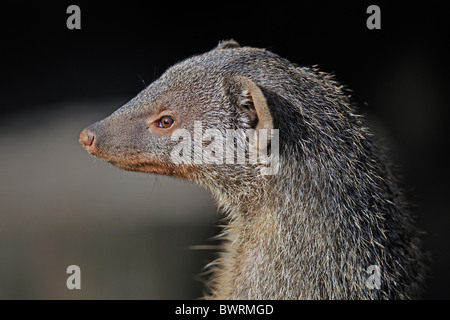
[80,40,282,196]
[80,40,353,201]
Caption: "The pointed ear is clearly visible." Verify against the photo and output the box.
[215,39,241,50]
[223,75,274,150]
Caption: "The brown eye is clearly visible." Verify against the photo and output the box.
[158,116,174,128]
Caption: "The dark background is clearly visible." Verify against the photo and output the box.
[0,1,448,299]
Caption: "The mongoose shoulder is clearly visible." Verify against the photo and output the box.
[80,40,426,299]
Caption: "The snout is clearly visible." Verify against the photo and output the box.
[79,127,98,155]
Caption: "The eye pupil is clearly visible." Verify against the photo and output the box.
[160,116,174,128]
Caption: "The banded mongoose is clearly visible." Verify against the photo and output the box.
[79,40,425,299]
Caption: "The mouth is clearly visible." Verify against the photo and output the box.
[109,159,170,174]
[106,157,195,179]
